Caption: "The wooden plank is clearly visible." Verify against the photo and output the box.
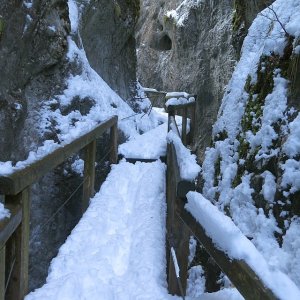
[166,143,178,295]
[82,141,96,213]
[0,116,118,195]
[189,100,196,145]
[182,107,187,146]
[176,198,277,300]
[177,180,195,198]
[0,203,22,249]
[0,245,5,300]
[5,188,30,300]
[166,143,192,296]
[110,122,118,164]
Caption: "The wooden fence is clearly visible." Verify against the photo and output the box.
[165,103,278,299]
[0,116,118,300]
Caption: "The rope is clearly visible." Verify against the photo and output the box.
[120,103,154,121]
[30,147,113,245]
[5,257,16,293]
[29,178,87,245]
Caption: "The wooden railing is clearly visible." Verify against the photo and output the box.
[166,98,196,147]
[0,116,118,300]
[165,106,278,299]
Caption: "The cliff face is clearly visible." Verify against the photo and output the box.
[0,0,138,162]
[0,0,139,290]
[0,0,70,162]
[136,0,236,159]
[136,0,275,160]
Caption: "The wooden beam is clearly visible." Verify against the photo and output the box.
[176,198,277,300]
[110,122,118,164]
[189,100,196,145]
[0,116,118,195]
[5,188,30,300]
[82,141,96,213]
[166,143,194,296]
[0,203,22,249]
[182,107,187,146]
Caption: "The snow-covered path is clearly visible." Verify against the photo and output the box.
[26,160,178,300]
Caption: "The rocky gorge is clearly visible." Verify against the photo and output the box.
[0,0,299,296]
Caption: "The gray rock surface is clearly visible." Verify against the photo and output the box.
[136,0,237,161]
[0,0,139,291]
[136,0,275,160]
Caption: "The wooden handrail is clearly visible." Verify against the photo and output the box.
[166,116,277,299]
[0,115,118,300]
[166,101,196,113]
[176,198,277,300]
[166,99,196,146]
[0,116,118,195]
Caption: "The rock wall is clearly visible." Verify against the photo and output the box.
[136,0,275,160]
[0,0,139,291]
[136,0,236,160]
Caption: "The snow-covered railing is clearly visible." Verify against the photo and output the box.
[166,107,199,297]
[180,192,300,300]
[165,104,290,299]
[166,94,196,146]
[0,116,118,300]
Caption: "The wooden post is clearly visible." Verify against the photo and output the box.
[182,107,187,146]
[5,188,30,300]
[189,103,196,145]
[167,143,190,296]
[82,140,96,213]
[166,144,175,292]
[110,123,118,164]
[0,245,5,300]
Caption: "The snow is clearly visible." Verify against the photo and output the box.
[26,160,177,300]
[187,266,205,298]
[119,123,168,159]
[281,159,300,195]
[68,0,79,33]
[246,72,288,160]
[283,113,300,158]
[166,97,195,107]
[71,158,84,176]
[166,92,191,99]
[167,130,201,181]
[171,247,180,278]
[0,203,10,220]
[23,1,33,9]
[118,109,184,159]
[186,192,300,300]
[165,0,204,27]
[261,171,276,203]
[201,0,300,291]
